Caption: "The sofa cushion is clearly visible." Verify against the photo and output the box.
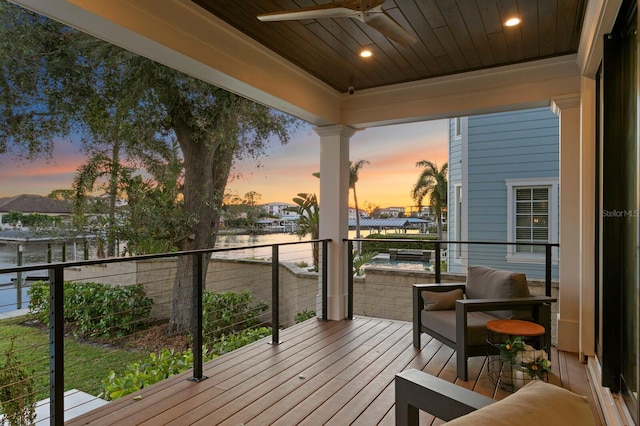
[421,310,497,346]
[421,289,464,311]
[465,266,531,320]
[446,380,595,426]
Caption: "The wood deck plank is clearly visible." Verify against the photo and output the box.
[295,324,414,425]
[158,319,389,425]
[68,317,341,424]
[216,321,407,426]
[65,317,604,426]
[241,323,408,425]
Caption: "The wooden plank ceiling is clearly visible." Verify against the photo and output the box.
[191,0,586,93]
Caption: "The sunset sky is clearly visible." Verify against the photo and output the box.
[0,119,449,209]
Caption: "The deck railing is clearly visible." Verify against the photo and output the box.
[346,238,559,320]
[0,239,328,424]
[0,237,559,424]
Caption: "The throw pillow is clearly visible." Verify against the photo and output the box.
[421,289,464,311]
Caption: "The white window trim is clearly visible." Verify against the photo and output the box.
[452,183,463,264]
[453,117,462,138]
[505,177,559,264]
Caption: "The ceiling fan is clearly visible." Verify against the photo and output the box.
[257,0,417,47]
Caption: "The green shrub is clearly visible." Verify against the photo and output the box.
[27,281,153,338]
[0,337,36,426]
[361,234,438,253]
[211,327,272,355]
[202,290,268,345]
[100,347,216,401]
[294,310,316,324]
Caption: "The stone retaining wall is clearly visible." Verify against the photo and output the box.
[65,258,318,328]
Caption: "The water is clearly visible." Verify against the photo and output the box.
[0,240,90,314]
[365,255,432,271]
[214,233,312,263]
[0,230,426,314]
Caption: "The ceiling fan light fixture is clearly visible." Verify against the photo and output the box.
[505,17,521,27]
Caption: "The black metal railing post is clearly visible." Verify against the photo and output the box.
[347,240,354,320]
[545,244,552,297]
[16,245,23,310]
[322,241,328,321]
[189,252,206,382]
[49,266,64,425]
[270,245,281,344]
[435,241,441,283]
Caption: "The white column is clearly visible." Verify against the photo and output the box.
[314,125,357,320]
[579,78,596,357]
[552,95,581,353]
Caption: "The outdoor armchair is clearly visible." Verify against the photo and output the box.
[395,369,595,425]
[412,266,556,380]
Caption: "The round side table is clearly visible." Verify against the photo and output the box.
[486,319,549,392]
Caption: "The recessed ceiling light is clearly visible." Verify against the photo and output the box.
[505,17,521,27]
[359,48,373,58]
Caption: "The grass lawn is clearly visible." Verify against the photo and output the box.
[0,316,144,401]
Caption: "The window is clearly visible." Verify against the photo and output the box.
[506,178,558,263]
[515,187,548,253]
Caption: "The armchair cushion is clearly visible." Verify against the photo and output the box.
[465,266,530,319]
[421,289,464,311]
[446,380,595,426]
[422,310,496,346]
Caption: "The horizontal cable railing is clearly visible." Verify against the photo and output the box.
[0,239,328,425]
[346,238,559,320]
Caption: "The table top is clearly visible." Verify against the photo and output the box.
[486,319,545,336]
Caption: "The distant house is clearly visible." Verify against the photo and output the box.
[0,194,72,230]
[406,205,432,219]
[348,208,368,220]
[447,108,560,280]
[378,206,405,218]
[260,202,294,217]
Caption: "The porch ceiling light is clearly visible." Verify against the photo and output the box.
[359,48,373,58]
[505,17,521,27]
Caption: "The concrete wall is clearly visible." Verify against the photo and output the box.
[65,258,318,328]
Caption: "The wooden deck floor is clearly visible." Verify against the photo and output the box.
[67,317,604,425]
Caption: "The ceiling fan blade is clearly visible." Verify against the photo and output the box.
[257,4,358,22]
[363,10,417,47]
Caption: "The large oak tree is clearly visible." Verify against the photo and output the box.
[0,1,300,332]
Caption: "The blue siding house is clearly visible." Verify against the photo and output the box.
[447,108,559,281]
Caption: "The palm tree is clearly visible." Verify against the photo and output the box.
[411,160,448,240]
[73,150,132,257]
[349,159,369,254]
[289,193,320,269]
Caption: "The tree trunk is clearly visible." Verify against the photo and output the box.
[107,141,120,257]
[169,126,218,334]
